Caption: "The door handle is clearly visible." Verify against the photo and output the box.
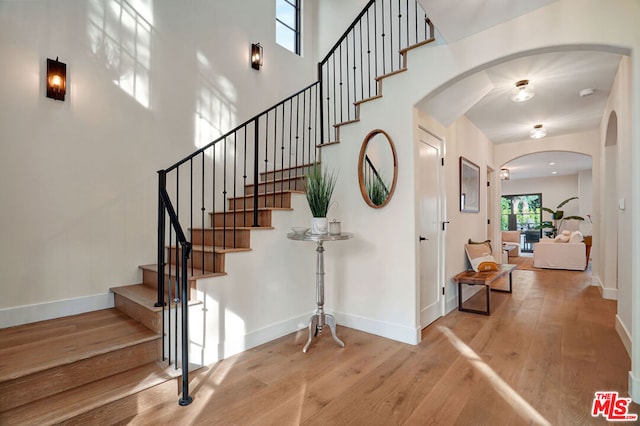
[419,236,428,241]
[442,221,450,231]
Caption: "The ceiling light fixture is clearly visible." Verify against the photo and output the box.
[579,88,595,97]
[511,79,534,102]
[500,168,511,180]
[530,124,547,139]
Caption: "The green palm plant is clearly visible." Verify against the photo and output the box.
[538,196,584,237]
[304,165,337,217]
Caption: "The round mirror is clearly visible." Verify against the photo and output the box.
[358,129,398,208]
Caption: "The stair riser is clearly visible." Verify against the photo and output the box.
[141,269,197,300]
[57,376,180,426]
[168,247,225,273]
[260,164,317,182]
[228,192,292,210]
[210,210,272,228]
[0,339,160,412]
[245,177,306,195]
[114,294,162,333]
[190,229,251,248]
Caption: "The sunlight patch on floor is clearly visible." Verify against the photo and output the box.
[438,325,551,426]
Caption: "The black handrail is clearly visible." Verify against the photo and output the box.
[157,0,433,406]
[157,169,193,406]
[364,154,390,194]
[318,0,433,144]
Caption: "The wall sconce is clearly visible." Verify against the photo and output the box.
[46,57,66,101]
[500,168,511,180]
[251,43,263,70]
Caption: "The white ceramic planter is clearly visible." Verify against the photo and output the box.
[310,217,328,235]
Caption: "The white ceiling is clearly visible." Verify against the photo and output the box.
[501,151,592,181]
[418,1,623,180]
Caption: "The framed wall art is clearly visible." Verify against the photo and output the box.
[459,156,480,213]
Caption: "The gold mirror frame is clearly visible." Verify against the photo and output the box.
[357,129,398,208]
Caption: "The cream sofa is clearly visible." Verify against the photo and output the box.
[533,238,586,270]
[501,231,521,257]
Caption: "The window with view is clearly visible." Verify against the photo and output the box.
[276,0,300,55]
[501,194,542,232]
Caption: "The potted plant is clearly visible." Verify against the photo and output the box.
[305,165,338,234]
[538,196,584,238]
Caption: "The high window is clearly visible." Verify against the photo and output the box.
[276,0,300,55]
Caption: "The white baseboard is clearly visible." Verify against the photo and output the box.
[0,293,115,328]
[197,313,311,365]
[591,274,601,287]
[615,314,632,357]
[601,285,618,300]
[630,372,640,403]
[334,311,420,345]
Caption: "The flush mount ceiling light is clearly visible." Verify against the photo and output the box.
[500,168,511,180]
[511,79,534,102]
[530,124,547,139]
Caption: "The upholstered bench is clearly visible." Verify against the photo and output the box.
[453,264,516,315]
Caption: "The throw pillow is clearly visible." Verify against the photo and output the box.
[465,243,498,272]
[468,239,492,254]
[554,234,570,243]
[569,230,584,243]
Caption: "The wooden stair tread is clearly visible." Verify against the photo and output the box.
[0,309,160,382]
[167,244,252,254]
[228,190,303,200]
[139,263,226,279]
[333,119,359,128]
[213,207,293,213]
[375,67,408,81]
[0,361,179,425]
[111,284,163,312]
[399,37,436,54]
[354,94,383,106]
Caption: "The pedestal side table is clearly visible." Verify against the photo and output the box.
[287,231,353,353]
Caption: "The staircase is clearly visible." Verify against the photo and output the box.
[0,164,312,424]
[0,0,437,419]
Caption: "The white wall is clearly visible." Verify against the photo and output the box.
[601,56,633,346]
[316,0,368,58]
[0,0,319,316]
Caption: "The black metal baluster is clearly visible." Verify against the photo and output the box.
[252,118,259,227]
[374,1,379,86]
[381,0,386,74]
[331,57,336,139]
[414,0,418,44]
[366,9,371,98]
[359,21,364,101]
[264,112,271,209]
[273,106,278,197]
[339,45,343,123]
[201,154,205,274]
[389,0,394,71]
[222,136,227,248]
[301,89,307,183]
[288,99,293,173]
[189,157,193,275]
[345,35,351,121]
[233,131,237,248]
[352,29,357,114]
[294,95,300,192]
[280,103,286,184]
[243,130,248,227]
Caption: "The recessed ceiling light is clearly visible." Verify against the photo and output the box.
[552,171,557,175]
[512,79,535,102]
[549,162,555,166]
[530,124,547,139]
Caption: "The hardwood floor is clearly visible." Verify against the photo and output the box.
[105,268,635,424]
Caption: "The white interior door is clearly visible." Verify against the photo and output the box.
[418,128,443,328]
